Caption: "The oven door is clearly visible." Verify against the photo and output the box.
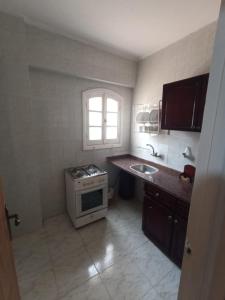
[76,184,108,217]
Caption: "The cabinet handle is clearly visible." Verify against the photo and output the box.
[185,239,192,256]
[155,192,159,197]
[174,219,178,224]
[168,215,172,221]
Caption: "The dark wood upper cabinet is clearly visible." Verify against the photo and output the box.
[161,74,209,132]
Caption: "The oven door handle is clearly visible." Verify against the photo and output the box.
[76,184,107,195]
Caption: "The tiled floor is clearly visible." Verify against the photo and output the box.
[13,198,181,300]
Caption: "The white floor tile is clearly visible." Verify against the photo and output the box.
[142,288,163,300]
[87,240,125,273]
[154,266,181,300]
[46,230,84,260]
[61,275,111,300]
[78,218,114,245]
[13,198,181,300]
[13,230,50,281]
[129,241,174,286]
[101,256,151,300]
[52,248,98,297]
[19,269,58,300]
[44,214,74,236]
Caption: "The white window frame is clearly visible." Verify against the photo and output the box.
[83,88,123,150]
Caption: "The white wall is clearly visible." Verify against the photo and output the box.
[0,11,136,234]
[0,13,42,235]
[26,25,137,88]
[30,69,132,219]
[131,23,217,171]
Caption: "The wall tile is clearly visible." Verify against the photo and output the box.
[0,13,42,236]
[30,69,133,219]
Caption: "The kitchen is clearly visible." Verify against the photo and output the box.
[0,1,225,300]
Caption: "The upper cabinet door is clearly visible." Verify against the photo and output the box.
[161,74,209,132]
[193,74,209,130]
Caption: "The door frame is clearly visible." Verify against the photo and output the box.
[179,1,225,299]
[0,178,21,300]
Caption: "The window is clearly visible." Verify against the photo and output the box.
[83,89,122,150]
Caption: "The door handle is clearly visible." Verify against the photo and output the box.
[185,239,192,256]
[5,207,21,239]
[168,215,172,221]
[8,214,21,226]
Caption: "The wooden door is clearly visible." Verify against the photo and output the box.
[0,180,20,300]
[179,2,225,298]
[170,216,187,267]
[142,196,173,255]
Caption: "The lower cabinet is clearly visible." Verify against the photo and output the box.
[143,197,173,255]
[143,183,189,268]
[170,217,188,266]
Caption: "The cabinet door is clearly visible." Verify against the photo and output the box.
[170,217,188,267]
[193,74,209,130]
[142,197,173,254]
[161,78,201,130]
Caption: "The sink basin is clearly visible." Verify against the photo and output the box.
[130,164,158,175]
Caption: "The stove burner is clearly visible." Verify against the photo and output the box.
[67,164,106,179]
[84,164,101,176]
[69,167,88,179]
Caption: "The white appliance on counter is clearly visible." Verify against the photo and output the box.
[65,164,108,228]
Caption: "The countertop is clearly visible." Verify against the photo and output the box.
[107,154,193,203]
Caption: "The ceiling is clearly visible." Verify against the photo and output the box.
[0,0,221,60]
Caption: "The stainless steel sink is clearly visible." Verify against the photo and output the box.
[130,164,158,175]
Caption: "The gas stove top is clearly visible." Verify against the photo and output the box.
[67,164,107,180]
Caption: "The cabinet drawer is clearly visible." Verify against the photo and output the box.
[144,183,161,198]
[144,183,176,209]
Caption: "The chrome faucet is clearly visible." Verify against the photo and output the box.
[146,144,161,158]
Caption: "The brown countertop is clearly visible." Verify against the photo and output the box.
[107,154,193,203]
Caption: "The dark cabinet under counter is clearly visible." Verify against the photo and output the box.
[142,182,190,267]
[143,196,173,255]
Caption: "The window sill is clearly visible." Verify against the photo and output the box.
[83,143,122,151]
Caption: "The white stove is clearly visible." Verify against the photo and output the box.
[65,164,108,228]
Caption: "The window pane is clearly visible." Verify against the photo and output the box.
[89,127,102,140]
[106,127,118,139]
[106,113,118,126]
[89,97,102,111]
[89,112,102,126]
[107,98,118,112]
